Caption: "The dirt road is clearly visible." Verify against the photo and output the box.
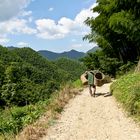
[42,83,140,140]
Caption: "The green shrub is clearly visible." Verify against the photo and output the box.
[0,102,48,136]
[116,61,136,77]
[72,79,83,88]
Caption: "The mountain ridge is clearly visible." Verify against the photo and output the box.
[38,49,85,60]
[38,47,99,60]
[6,46,99,60]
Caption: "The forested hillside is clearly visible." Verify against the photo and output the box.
[54,58,86,81]
[0,46,61,106]
[0,45,85,138]
[0,45,86,107]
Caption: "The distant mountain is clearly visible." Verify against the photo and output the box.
[6,46,100,60]
[38,49,85,60]
[7,46,18,50]
[87,46,100,53]
[38,50,59,60]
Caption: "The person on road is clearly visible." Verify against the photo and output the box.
[86,70,96,97]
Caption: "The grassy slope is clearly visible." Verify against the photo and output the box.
[0,81,83,140]
[111,73,140,121]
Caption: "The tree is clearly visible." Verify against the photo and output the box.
[84,0,140,63]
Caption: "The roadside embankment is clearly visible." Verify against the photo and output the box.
[111,73,140,122]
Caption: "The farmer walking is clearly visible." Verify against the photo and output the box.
[86,70,96,97]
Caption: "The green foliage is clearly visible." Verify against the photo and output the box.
[0,81,78,138]
[0,103,48,136]
[0,47,69,107]
[84,0,140,63]
[54,58,86,81]
[83,0,140,76]
[0,45,85,108]
[80,50,122,76]
[108,10,135,35]
[0,60,5,87]
[1,78,61,107]
[80,52,100,70]
[12,48,61,81]
[81,49,137,77]
[72,79,83,88]
[111,73,140,120]
[0,45,22,64]
[116,61,136,77]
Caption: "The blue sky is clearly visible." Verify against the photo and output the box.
[0,0,98,52]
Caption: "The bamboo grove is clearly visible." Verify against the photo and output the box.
[84,0,140,63]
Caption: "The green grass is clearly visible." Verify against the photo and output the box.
[111,73,140,121]
[0,81,81,139]
[0,99,51,139]
[72,79,83,88]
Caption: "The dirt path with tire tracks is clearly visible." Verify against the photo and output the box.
[42,83,140,140]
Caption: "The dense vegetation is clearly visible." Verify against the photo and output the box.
[81,0,140,76]
[111,73,140,121]
[54,58,86,81]
[80,50,135,76]
[0,45,85,138]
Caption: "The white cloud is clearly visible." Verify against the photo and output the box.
[0,38,10,44]
[48,7,54,11]
[17,42,30,47]
[35,3,98,40]
[0,0,35,39]
[20,10,32,17]
[75,3,98,24]
[0,0,32,21]
[0,18,36,37]
[35,19,66,39]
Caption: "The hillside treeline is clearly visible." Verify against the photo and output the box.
[0,45,86,138]
[0,45,86,107]
[81,0,140,76]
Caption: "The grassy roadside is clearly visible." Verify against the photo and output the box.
[111,73,140,122]
[0,80,83,140]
